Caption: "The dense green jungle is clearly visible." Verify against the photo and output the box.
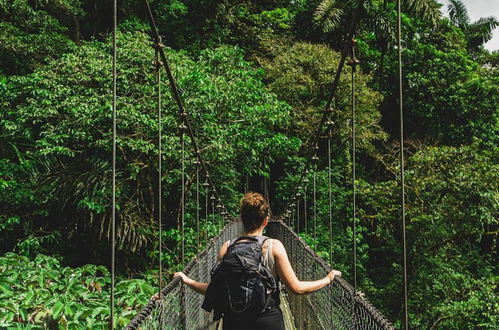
[0,0,497,328]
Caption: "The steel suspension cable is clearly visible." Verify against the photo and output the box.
[348,37,360,329]
[263,157,268,202]
[397,0,409,328]
[155,50,163,298]
[211,191,215,225]
[204,175,209,244]
[304,178,308,234]
[195,158,200,251]
[311,148,319,246]
[217,200,222,228]
[349,39,358,293]
[297,193,301,233]
[313,161,317,249]
[327,120,333,265]
[282,1,364,217]
[180,123,186,265]
[142,0,226,211]
[142,1,235,274]
[110,0,117,327]
[264,159,274,216]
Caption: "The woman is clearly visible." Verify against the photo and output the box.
[173,192,341,329]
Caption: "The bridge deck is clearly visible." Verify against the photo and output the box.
[208,292,296,329]
[281,292,297,329]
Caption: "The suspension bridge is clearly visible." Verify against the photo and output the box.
[107,0,408,328]
[126,221,394,329]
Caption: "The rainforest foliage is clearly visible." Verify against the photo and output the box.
[0,0,497,328]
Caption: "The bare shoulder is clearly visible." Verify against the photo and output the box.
[217,240,230,260]
[270,239,286,256]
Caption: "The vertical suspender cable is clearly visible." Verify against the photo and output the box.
[264,158,273,216]
[211,191,215,226]
[142,1,230,271]
[217,200,222,228]
[349,37,359,328]
[196,159,200,251]
[220,202,223,227]
[110,0,117,328]
[266,175,270,204]
[313,167,317,249]
[328,127,333,265]
[397,0,409,328]
[204,176,209,244]
[180,123,185,265]
[304,184,308,234]
[350,38,358,293]
[297,195,300,233]
[282,1,364,216]
[156,51,163,298]
[263,158,267,202]
[263,174,266,198]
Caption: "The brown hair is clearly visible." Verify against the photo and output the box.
[240,192,269,232]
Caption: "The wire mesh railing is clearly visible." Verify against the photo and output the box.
[125,220,243,330]
[126,220,393,329]
[266,220,394,330]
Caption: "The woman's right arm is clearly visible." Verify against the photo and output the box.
[174,272,208,295]
[273,239,341,295]
[167,241,230,296]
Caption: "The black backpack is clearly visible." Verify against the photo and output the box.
[201,236,278,321]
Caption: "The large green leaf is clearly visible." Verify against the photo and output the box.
[0,283,13,296]
[52,301,64,320]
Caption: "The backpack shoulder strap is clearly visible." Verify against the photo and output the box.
[229,235,270,247]
[229,236,259,246]
[256,235,270,246]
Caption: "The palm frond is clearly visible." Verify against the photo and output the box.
[363,3,395,42]
[314,0,344,33]
[405,0,441,26]
[447,0,470,28]
[467,16,499,49]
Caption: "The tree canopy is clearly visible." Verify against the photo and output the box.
[0,0,497,328]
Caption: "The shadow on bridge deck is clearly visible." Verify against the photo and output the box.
[207,292,296,330]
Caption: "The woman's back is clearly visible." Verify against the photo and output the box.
[221,237,284,330]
